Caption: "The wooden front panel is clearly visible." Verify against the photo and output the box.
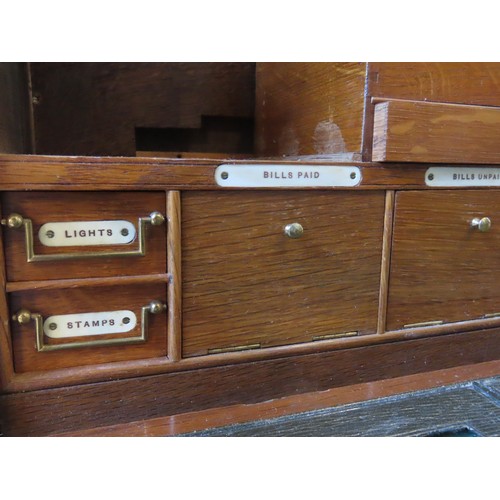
[369,62,500,107]
[255,63,367,157]
[1,191,167,281]
[372,100,500,164]
[10,283,167,372]
[387,191,500,330]
[182,191,385,357]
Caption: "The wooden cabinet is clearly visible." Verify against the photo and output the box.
[182,191,385,356]
[1,62,500,436]
[387,190,500,330]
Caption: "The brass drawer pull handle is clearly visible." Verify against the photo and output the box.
[471,217,491,232]
[12,300,166,352]
[284,222,304,239]
[1,212,165,262]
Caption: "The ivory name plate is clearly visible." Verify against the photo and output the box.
[43,310,137,338]
[38,220,136,247]
[426,167,500,187]
[215,164,361,187]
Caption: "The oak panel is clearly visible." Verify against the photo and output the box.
[0,63,32,154]
[9,282,167,372]
[54,360,500,436]
[1,191,167,281]
[387,190,500,330]
[2,327,500,436]
[182,191,385,356]
[372,100,500,164]
[369,62,500,106]
[255,63,367,156]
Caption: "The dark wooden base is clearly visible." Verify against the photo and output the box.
[2,326,500,436]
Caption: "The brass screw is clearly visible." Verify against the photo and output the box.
[121,228,129,236]
[221,172,229,180]
[284,223,304,239]
[123,317,130,325]
[350,172,356,179]
[49,323,57,331]
[46,230,55,239]
[428,173,434,181]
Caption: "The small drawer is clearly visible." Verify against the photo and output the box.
[387,190,500,330]
[1,192,167,281]
[182,191,385,357]
[9,283,167,372]
[372,100,500,164]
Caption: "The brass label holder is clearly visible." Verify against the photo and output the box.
[13,300,166,352]
[1,211,165,262]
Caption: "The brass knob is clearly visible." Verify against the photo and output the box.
[149,212,165,226]
[284,223,304,239]
[1,213,24,229]
[148,300,166,314]
[13,309,32,325]
[471,217,491,232]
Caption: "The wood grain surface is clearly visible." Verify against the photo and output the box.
[188,381,500,436]
[0,204,14,392]
[182,191,385,356]
[372,99,500,164]
[52,360,500,436]
[369,62,500,106]
[2,326,500,436]
[0,154,447,191]
[387,190,500,330]
[0,63,32,154]
[377,191,395,334]
[1,191,167,281]
[9,282,168,372]
[255,63,367,156]
[29,63,255,156]
[167,191,182,361]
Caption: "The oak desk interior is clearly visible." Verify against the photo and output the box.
[0,155,499,436]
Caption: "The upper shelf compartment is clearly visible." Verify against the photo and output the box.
[255,62,500,163]
[0,63,256,158]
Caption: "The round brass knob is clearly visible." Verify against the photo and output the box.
[471,217,491,232]
[284,223,304,239]
[1,213,24,229]
[13,309,32,325]
[148,300,166,314]
[149,212,166,226]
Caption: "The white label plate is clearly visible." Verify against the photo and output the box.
[426,167,500,187]
[215,164,361,187]
[38,220,136,247]
[43,310,137,338]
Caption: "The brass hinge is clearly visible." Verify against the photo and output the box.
[403,320,444,328]
[208,343,261,355]
[312,331,358,341]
